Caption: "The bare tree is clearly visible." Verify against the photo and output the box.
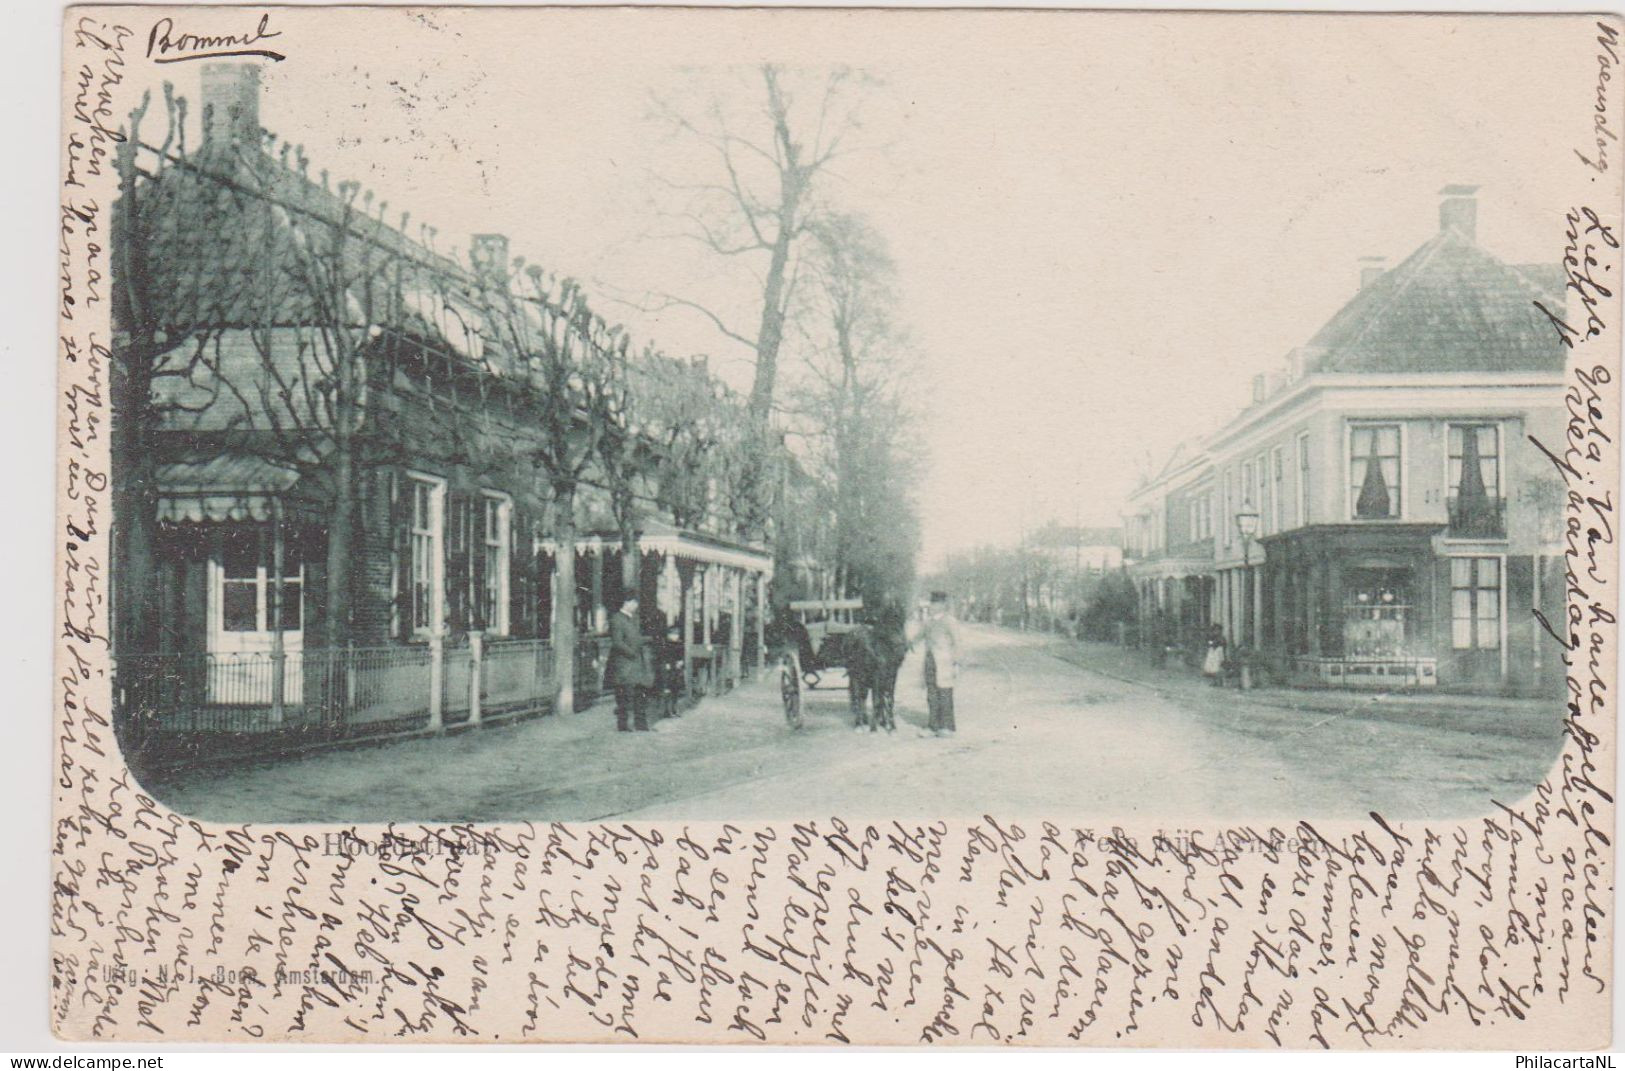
[167,134,481,655]
[232,172,394,653]
[489,267,628,712]
[793,211,920,607]
[111,87,245,656]
[648,64,873,428]
[640,355,734,531]
[592,336,647,593]
[113,80,531,720]
[117,72,804,734]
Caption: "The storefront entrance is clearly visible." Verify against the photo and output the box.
[1444,555,1505,686]
[1260,523,1443,690]
[1341,566,1413,660]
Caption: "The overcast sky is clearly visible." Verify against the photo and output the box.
[149,10,1586,566]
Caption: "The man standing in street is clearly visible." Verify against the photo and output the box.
[606,595,653,732]
[911,590,961,737]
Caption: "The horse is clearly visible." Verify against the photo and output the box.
[846,608,908,733]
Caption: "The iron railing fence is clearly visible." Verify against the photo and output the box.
[483,639,557,716]
[116,631,768,770]
[116,640,560,770]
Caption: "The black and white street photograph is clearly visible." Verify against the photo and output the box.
[42,3,1625,1052]
[106,15,1582,824]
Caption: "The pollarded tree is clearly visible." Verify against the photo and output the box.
[111,86,264,656]
[116,84,451,659]
[639,354,735,532]
[488,267,627,712]
[592,335,655,593]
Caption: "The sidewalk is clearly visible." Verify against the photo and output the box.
[1042,636,1561,742]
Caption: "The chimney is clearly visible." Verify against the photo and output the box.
[470,233,511,284]
[1284,348,1303,382]
[1359,255,1387,290]
[200,63,261,146]
[1438,184,1479,243]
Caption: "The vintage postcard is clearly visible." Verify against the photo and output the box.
[53,5,1620,1048]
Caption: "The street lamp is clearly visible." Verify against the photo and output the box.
[1234,500,1260,688]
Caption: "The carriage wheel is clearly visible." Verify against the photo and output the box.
[781,658,803,729]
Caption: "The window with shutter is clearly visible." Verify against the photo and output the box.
[509,507,530,637]
[480,491,512,635]
[449,496,472,633]
[406,474,445,636]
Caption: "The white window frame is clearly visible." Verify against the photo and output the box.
[480,490,513,636]
[1444,420,1505,535]
[1345,421,1406,521]
[407,471,447,638]
[1448,553,1509,676]
[207,530,305,645]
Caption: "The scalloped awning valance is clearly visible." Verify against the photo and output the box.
[155,455,303,524]
[541,521,773,577]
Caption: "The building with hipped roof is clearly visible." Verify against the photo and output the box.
[1125,186,1568,694]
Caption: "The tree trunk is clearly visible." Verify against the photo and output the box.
[622,528,640,593]
[110,148,162,658]
[552,484,578,713]
[324,442,354,650]
[111,366,161,656]
[320,206,367,657]
[614,482,641,594]
[108,333,163,757]
[747,193,800,425]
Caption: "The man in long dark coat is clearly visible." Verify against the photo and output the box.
[605,596,653,732]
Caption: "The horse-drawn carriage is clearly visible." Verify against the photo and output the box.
[777,597,902,732]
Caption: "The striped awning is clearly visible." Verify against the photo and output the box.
[156,455,302,524]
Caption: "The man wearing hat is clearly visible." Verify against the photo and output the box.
[915,590,961,736]
[605,595,654,732]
